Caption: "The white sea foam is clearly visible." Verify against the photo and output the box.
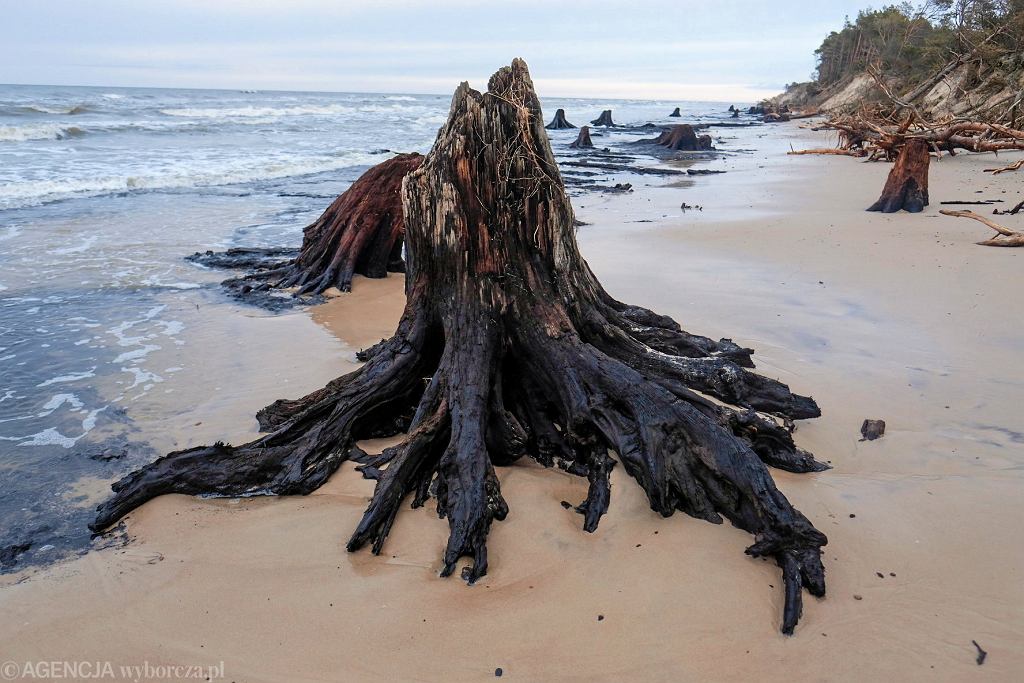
[37,393,84,417]
[49,234,98,255]
[37,368,96,387]
[0,151,384,209]
[160,104,357,118]
[0,123,85,143]
[17,427,78,448]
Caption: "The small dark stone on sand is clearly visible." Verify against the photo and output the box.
[597,614,604,621]
[854,594,863,600]
[849,513,856,518]
[559,500,572,509]
[495,667,503,677]
[860,419,886,441]
[876,572,884,578]
[889,572,896,577]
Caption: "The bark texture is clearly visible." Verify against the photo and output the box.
[545,108,576,129]
[569,126,594,149]
[92,59,828,634]
[867,138,929,213]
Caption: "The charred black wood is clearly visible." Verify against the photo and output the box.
[93,59,827,634]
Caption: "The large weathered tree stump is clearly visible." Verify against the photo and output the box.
[867,138,929,213]
[569,125,594,149]
[591,110,616,127]
[92,59,827,634]
[545,108,576,129]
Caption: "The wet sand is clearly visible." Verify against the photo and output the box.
[2,124,1022,681]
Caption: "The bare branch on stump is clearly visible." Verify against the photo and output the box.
[545,108,575,130]
[590,110,616,127]
[867,138,930,213]
[569,125,594,149]
[940,209,1024,247]
[93,60,828,634]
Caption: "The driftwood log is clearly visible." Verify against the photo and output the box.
[545,108,575,130]
[591,110,616,127]
[669,107,681,117]
[940,209,1024,246]
[92,59,828,634]
[569,126,594,149]
[867,138,929,213]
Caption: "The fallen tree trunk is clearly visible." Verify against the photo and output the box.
[867,138,929,213]
[788,148,867,157]
[591,110,616,127]
[940,209,1024,246]
[545,108,575,130]
[93,59,828,635]
[569,125,594,149]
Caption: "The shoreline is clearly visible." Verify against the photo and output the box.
[2,122,1022,680]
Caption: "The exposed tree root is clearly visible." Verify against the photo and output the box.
[940,209,1024,246]
[93,59,828,634]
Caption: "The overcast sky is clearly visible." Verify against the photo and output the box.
[0,0,874,101]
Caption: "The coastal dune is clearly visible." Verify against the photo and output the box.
[1,123,1022,681]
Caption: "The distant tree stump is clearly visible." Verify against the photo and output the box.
[653,124,714,151]
[669,107,681,117]
[545,108,576,129]
[569,126,594,149]
[590,110,616,127]
[867,138,930,213]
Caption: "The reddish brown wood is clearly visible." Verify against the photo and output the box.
[867,138,929,213]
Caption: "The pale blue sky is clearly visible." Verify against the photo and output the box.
[0,0,874,100]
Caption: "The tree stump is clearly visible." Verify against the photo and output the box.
[669,107,681,117]
[867,138,930,213]
[569,125,594,149]
[545,108,576,129]
[590,110,616,127]
[92,59,827,634]
[652,124,714,151]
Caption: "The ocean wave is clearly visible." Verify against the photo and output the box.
[0,151,386,209]
[0,123,86,142]
[160,104,358,118]
[385,96,417,101]
[16,104,92,115]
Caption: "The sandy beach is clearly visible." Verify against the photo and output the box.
[2,122,1022,681]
